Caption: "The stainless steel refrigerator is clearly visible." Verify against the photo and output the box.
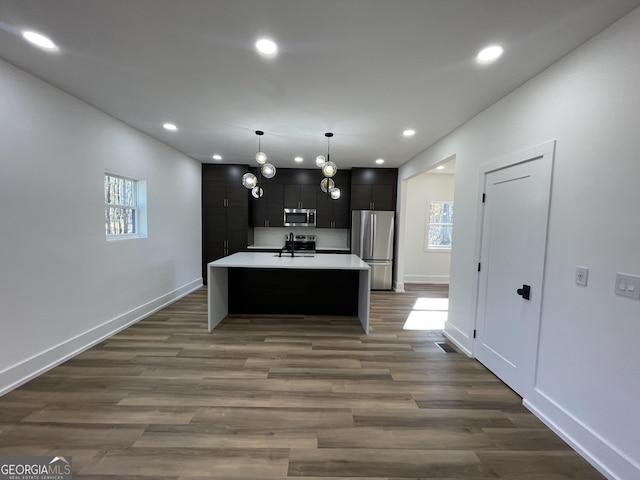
[351,210,395,290]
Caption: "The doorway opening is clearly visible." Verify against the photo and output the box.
[402,156,456,294]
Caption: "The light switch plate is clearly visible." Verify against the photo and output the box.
[615,273,640,299]
[575,267,588,286]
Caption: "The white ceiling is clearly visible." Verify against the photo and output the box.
[1,0,639,169]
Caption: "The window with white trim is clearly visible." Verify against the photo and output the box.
[425,201,453,250]
[105,173,146,239]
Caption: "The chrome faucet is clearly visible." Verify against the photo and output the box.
[288,232,295,257]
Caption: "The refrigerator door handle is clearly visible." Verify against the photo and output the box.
[370,213,376,258]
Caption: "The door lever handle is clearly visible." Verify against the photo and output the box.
[517,284,531,300]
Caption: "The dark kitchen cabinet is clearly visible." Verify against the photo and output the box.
[284,184,317,209]
[350,168,398,211]
[316,170,351,228]
[202,164,249,280]
[250,183,284,227]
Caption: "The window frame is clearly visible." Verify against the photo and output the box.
[425,200,453,252]
[105,172,146,240]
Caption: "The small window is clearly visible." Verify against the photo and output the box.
[105,173,145,239]
[426,201,453,250]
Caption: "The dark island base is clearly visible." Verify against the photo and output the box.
[228,268,359,315]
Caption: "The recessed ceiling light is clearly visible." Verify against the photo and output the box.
[476,44,504,64]
[294,156,303,163]
[403,129,416,137]
[163,123,178,131]
[22,30,58,51]
[212,154,222,161]
[376,159,385,165]
[256,38,278,57]
[436,165,445,170]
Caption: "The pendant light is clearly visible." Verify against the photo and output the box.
[318,132,340,200]
[255,130,267,164]
[241,130,276,197]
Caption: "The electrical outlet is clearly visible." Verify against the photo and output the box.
[615,273,640,299]
[575,267,588,286]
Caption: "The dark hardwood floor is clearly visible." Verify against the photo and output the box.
[0,284,604,479]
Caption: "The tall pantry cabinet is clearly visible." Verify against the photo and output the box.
[202,164,249,280]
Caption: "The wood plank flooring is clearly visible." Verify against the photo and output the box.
[0,284,604,479]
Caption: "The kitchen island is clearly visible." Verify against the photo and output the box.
[207,252,371,333]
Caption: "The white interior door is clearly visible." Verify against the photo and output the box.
[475,143,554,397]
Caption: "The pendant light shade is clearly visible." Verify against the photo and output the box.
[242,172,258,189]
[320,177,335,193]
[315,155,326,167]
[330,187,341,200]
[322,161,337,177]
[261,163,276,178]
[255,151,268,164]
[251,186,264,198]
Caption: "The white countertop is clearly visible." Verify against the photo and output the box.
[209,252,369,270]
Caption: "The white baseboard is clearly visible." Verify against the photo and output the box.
[524,388,640,480]
[404,275,450,284]
[442,326,473,357]
[0,278,203,396]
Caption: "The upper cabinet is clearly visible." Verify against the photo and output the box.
[246,167,284,227]
[279,169,318,209]
[284,184,317,209]
[350,168,398,211]
[316,170,351,229]
[251,181,284,228]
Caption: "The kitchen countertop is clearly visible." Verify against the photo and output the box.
[208,252,369,270]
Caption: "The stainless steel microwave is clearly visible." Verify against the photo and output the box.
[284,208,316,227]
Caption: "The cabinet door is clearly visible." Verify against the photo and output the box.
[202,180,227,207]
[227,228,248,255]
[315,190,333,228]
[371,184,395,211]
[226,181,249,209]
[350,184,373,210]
[266,184,284,227]
[299,184,317,208]
[284,185,300,208]
[332,186,351,228]
[250,195,268,227]
[227,206,248,231]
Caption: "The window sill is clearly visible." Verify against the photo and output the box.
[106,234,144,242]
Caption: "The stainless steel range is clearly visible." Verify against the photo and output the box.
[280,234,316,257]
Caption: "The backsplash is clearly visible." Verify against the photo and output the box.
[252,227,350,249]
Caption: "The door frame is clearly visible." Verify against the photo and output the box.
[472,140,556,395]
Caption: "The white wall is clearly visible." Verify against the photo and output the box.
[403,173,454,284]
[0,59,202,395]
[398,8,640,480]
